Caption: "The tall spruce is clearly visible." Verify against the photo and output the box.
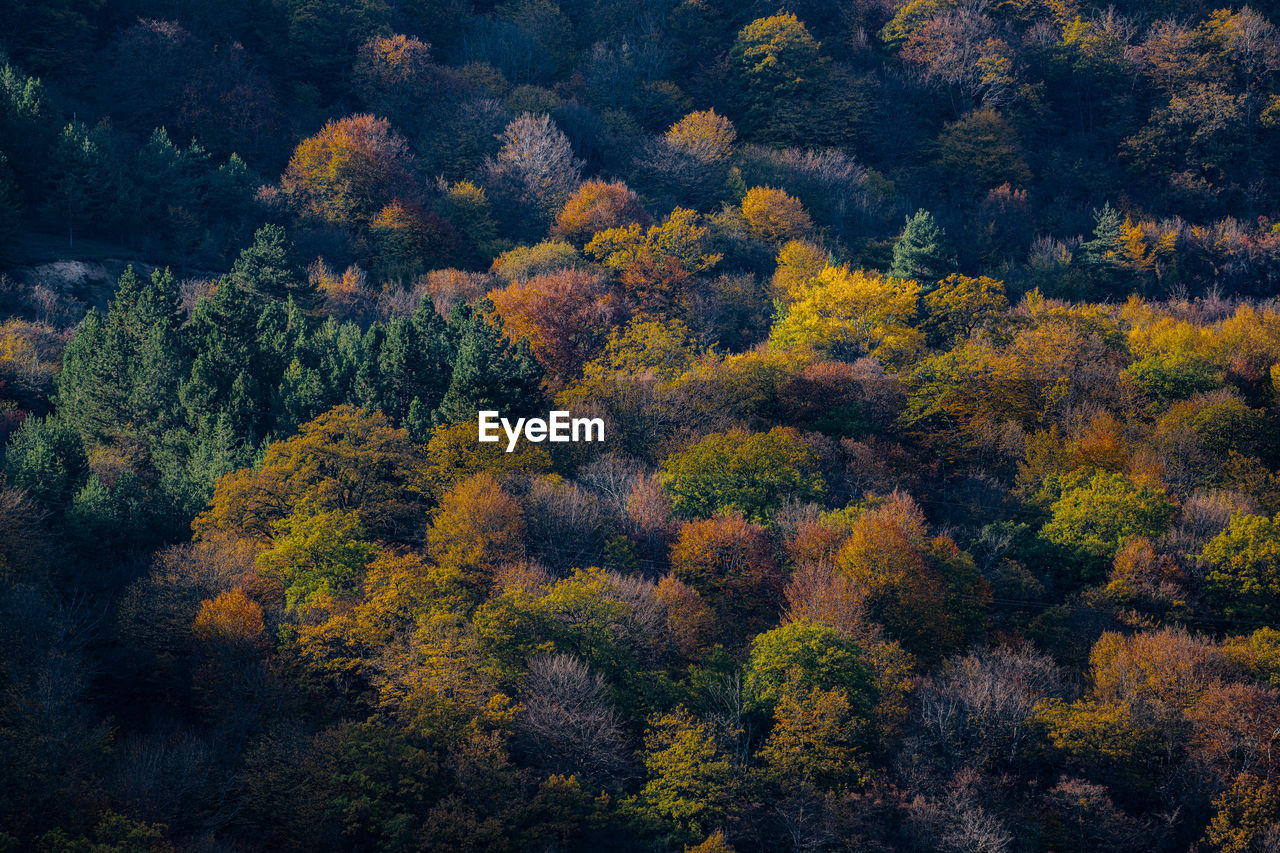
[434,299,543,426]
[890,209,957,286]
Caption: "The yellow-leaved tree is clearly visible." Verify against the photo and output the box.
[770,265,922,365]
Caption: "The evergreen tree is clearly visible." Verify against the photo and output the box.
[55,266,186,447]
[231,224,314,306]
[434,300,544,426]
[1081,203,1123,266]
[0,152,19,263]
[180,277,295,443]
[1080,202,1129,294]
[44,120,119,248]
[2,415,86,512]
[154,412,249,522]
[890,209,957,286]
[363,302,453,424]
[0,59,53,200]
[131,128,211,251]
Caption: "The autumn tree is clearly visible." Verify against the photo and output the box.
[668,512,784,635]
[280,114,416,228]
[901,9,1016,109]
[659,427,825,522]
[1040,471,1176,572]
[633,109,739,211]
[921,273,1009,346]
[744,620,874,719]
[1203,772,1280,853]
[425,472,526,604]
[473,567,669,710]
[586,207,721,316]
[289,550,440,682]
[370,199,460,282]
[552,179,651,246]
[194,405,427,544]
[352,34,439,129]
[770,265,922,363]
[488,268,626,387]
[835,493,989,661]
[514,653,629,786]
[771,240,828,303]
[731,14,828,141]
[258,505,380,615]
[933,109,1031,198]
[1222,628,1280,687]
[192,588,266,653]
[628,707,739,846]
[1202,513,1280,622]
[740,186,813,244]
[916,645,1064,772]
[439,180,501,262]
[756,686,868,793]
[654,574,714,661]
[483,113,583,236]
[420,420,552,503]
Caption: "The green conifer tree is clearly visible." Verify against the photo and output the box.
[231,224,314,306]
[434,300,543,426]
[1080,202,1129,295]
[890,209,957,286]
[0,152,19,263]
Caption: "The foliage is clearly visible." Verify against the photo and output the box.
[1041,471,1176,567]
[1202,513,1280,622]
[9,0,1280,847]
[890,209,957,286]
[739,186,812,244]
[258,504,380,614]
[771,264,922,362]
[195,405,427,543]
[744,620,874,722]
[426,473,526,604]
[668,512,783,635]
[552,179,650,245]
[483,113,584,235]
[281,114,415,228]
[835,493,990,660]
[730,14,827,141]
[629,707,738,845]
[659,427,825,522]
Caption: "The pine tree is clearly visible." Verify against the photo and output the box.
[180,277,291,443]
[275,357,330,436]
[364,304,452,424]
[0,152,19,264]
[434,300,544,426]
[231,224,313,305]
[55,266,186,447]
[890,209,957,286]
[153,412,249,522]
[1085,199,1126,268]
[3,414,87,512]
[0,60,54,200]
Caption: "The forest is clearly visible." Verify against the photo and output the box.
[2,0,1280,850]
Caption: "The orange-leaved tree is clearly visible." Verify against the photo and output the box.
[281,114,417,228]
